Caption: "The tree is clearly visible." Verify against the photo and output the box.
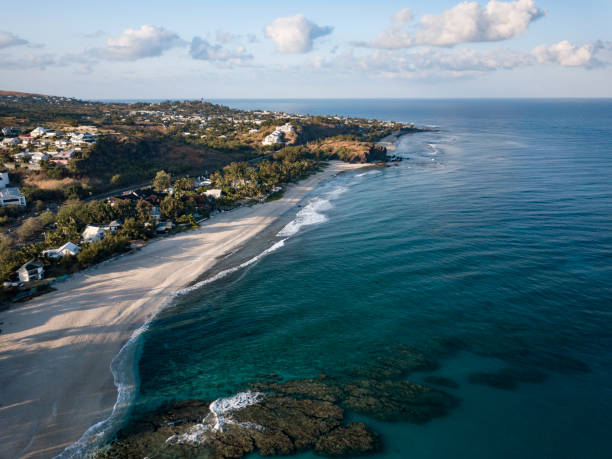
[136,199,152,221]
[120,217,146,240]
[153,170,171,192]
[57,201,89,234]
[160,195,187,221]
[173,177,194,193]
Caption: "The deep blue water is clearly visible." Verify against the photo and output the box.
[133,100,612,458]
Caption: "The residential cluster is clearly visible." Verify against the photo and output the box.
[1,125,97,170]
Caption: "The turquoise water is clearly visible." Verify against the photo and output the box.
[132,100,612,458]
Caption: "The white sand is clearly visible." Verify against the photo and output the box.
[0,161,368,459]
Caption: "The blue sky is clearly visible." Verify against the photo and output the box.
[1,0,611,99]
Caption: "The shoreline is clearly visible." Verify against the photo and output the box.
[0,161,371,459]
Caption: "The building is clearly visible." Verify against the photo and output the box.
[261,123,295,146]
[30,152,49,163]
[150,206,162,221]
[194,176,212,188]
[204,189,223,199]
[2,127,20,137]
[104,220,123,232]
[82,225,106,243]
[0,172,8,189]
[43,242,81,259]
[29,127,48,138]
[262,131,284,146]
[156,221,174,234]
[17,260,44,283]
[277,123,295,134]
[1,137,20,147]
[70,132,97,144]
[0,187,26,206]
[49,150,75,165]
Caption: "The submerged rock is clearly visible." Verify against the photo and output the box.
[342,379,458,423]
[315,423,380,456]
[99,362,459,457]
[346,345,439,380]
[250,375,344,403]
[423,375,460,389]
[468,372,518,391]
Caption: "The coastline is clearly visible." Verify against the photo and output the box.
[0,160,371,459]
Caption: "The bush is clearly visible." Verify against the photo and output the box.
[77,234,131,267]
[16,217,45,241]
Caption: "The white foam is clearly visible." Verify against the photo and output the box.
[174,239,286,296]
[209,391,265,432]
[356,170,382,177]
[166,391,264,446]
[427,143,439,155]
[277,186,347,237]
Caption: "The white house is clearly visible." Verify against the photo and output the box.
[261,124,295,146]
[1,137,20,147]
[17,260,44,282]
[104,220,122,232]
[29,127,48,138]
[204,189,222,199]
[0,172,9,189]
[43,242,81,259]
[277,123,295,134]
[262,131,283,146]
[82,225,106,243]
[0,187,26,206]
[194,176,212,188]
[70,132,97,144]
[30,152,49,163]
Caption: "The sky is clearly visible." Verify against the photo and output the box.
[0,0,611,99]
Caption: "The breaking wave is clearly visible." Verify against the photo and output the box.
[174,239,287,296]
[277,186,347,237]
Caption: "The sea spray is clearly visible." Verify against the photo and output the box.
[166,391,264,445]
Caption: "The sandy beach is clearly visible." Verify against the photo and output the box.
[0,161,368,459]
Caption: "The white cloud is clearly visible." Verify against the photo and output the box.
[264,14,333,53]
[370,8,415,49]
[83,30,106,39]
[0,31,28,49]
[190,37,252,62]
[0,53,56,70]
[311,39,608,81]
[367,0,544,49]
[532,40,599,67]
[216,30,238,44]
[101,25,185,60]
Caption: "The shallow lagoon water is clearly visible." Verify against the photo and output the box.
[129,100,612,458]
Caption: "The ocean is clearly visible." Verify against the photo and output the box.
[121,100,612,458]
